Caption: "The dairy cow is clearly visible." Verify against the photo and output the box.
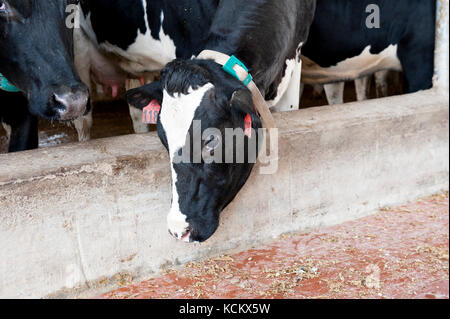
[301,0,436,104]
[125,0,316,242]
[0,0,89,152]
[74,0,307,140]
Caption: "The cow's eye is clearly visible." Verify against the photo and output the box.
[0,1,7,12]
[204,134,221,151]
[202,134,222,161]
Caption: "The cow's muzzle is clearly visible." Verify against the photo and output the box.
[168,228,192,243]
[51,84,89,121]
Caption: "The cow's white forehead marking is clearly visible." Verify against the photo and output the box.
[161,83,215,239]
[160,83,214,160]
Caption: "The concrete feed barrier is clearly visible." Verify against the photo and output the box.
[0,89,448,298]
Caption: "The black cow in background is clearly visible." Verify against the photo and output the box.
[301,0,436,104]
[0,0,89,152]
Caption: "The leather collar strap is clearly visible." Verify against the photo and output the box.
[0,73,20,92]
[197,50,276,130]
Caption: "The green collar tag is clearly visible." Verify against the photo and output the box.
[222,55,253,87]
[0,73,20,92]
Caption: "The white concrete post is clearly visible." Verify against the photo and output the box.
[434,0,449,92]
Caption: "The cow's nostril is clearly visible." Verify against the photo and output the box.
[51,94,66,111]
[53,87,89,120]
[168,227,192,242]
[180,228,192,243]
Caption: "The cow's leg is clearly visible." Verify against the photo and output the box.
[7,112,38,153]
[73,110,93,142]
[271,59,302,112]
[354,75,372,101]
[398,42,434,93]
[374,70,389,98]
[0,93,38,152]
[324,82,345,105]
[126,78,149,134]
[73,27,94,142]
[299,82,305,101]
[312,84,324,99]
[126,76,159,133]
[2,122,12,142]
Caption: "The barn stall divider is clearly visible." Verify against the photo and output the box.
[0,0,448,298]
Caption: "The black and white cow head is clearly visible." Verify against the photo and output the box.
[0,0,89,120]
[127,59,263,243]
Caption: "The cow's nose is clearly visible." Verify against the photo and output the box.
[53,84,89,120]
[169,228,192,243]
[167,209,192,242]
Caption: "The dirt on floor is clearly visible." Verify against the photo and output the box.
[97,192,449,299]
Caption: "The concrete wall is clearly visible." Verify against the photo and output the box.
[0,89,448,298]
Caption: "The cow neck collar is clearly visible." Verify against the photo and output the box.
[0,73,20,92]
[197,50,276,130]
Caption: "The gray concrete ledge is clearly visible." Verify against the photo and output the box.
[0,89,448,298]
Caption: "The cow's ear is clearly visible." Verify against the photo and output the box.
[230,89,262,137]
[125,81,163,110]
[230,89,253,114]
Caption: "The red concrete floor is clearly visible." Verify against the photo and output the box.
[98,192,449,299]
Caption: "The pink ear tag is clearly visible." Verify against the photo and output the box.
[142,100,161,124]
[244,113,252,138]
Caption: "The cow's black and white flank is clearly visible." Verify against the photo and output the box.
[79,0,218,65]
[0,0,89,152]
[126,0,316,242]
[301,0,436,104]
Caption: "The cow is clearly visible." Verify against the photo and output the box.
[301,0,436,105]
[125,0,316,242]
[0,0,89,152]
[74,0,308,141]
